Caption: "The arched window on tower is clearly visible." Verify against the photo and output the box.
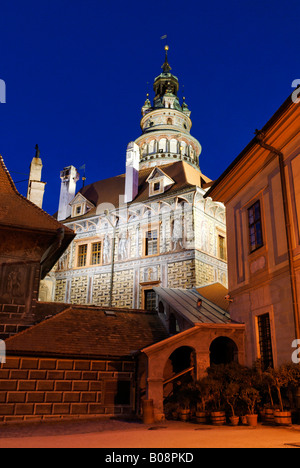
[167,117,173,125]
[159,139,167,153]
[149,140,155,154]
[170,139,178,154]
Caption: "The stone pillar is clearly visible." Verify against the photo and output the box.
[147,378,165,422]
[195,352,210,380]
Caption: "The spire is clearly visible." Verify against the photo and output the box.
[162,45,172,73]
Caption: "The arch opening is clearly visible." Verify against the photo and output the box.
[209,336,238,366]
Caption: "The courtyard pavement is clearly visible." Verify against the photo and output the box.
[0,418,300,448]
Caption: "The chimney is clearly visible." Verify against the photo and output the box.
[57,165,79,221]
[27,144,46,209]
[124,142,140,203]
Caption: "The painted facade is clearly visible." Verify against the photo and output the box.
[46,47,228,309]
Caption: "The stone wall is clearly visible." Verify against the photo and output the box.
[54,278,67,303]
[167,259,196,289]
[0,263,41,340]
[0,356,136,423]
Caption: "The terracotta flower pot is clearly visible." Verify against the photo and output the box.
[246,414,258,427]
[229,415,240,426]
[241,415,248,425]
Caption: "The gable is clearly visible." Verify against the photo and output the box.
[69,192,94,208]
[146,167,175,197]
[146,167,175,185]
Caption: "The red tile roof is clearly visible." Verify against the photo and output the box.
[60,161,211,221]
[5,306,169,359]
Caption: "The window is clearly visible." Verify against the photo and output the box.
[153,182,160,192]
[144,289,157,311]
[77,244,88,267]
[248,200,263,252]
[91,242,102,265]
[218,235,226,260]
[149,179,164,196]
[72,203,85,217]
[257,313,274,370]
[145,230,158,256]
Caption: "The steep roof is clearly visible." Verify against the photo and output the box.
[62,161,211,222]
[153,287,231,325]
[0,155,75,276]
[5,306,169,359]
[0,155,73,234]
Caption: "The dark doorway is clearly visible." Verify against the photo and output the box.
[209,337,238,365]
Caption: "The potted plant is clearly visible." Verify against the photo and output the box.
[223,382,240,426]
[260,370,276,424]
[240,387,261,427]
[175,384,193,422]
[205,372,226,425]
[195,379,210,424]
[164,400,180,421]
[264,366,294,426]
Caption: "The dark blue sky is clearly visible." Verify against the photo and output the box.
[1,0,300,215]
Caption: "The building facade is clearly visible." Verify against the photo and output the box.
[206,90,300,368]
[47,47,228,310]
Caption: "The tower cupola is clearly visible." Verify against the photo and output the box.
[135,46,202,171]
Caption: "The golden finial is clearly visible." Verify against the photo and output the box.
[162,44,171,72]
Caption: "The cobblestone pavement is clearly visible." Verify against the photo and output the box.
[0,419,300,448]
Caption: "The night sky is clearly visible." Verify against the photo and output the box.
[1,0,300,215]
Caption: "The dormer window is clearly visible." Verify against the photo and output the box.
[149,178,164,196]
[69,193,95,218]
[146,167,175,198]
[72,203,85,218]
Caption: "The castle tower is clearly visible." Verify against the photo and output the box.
[27,144,46,209]
[135,46,202,170]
